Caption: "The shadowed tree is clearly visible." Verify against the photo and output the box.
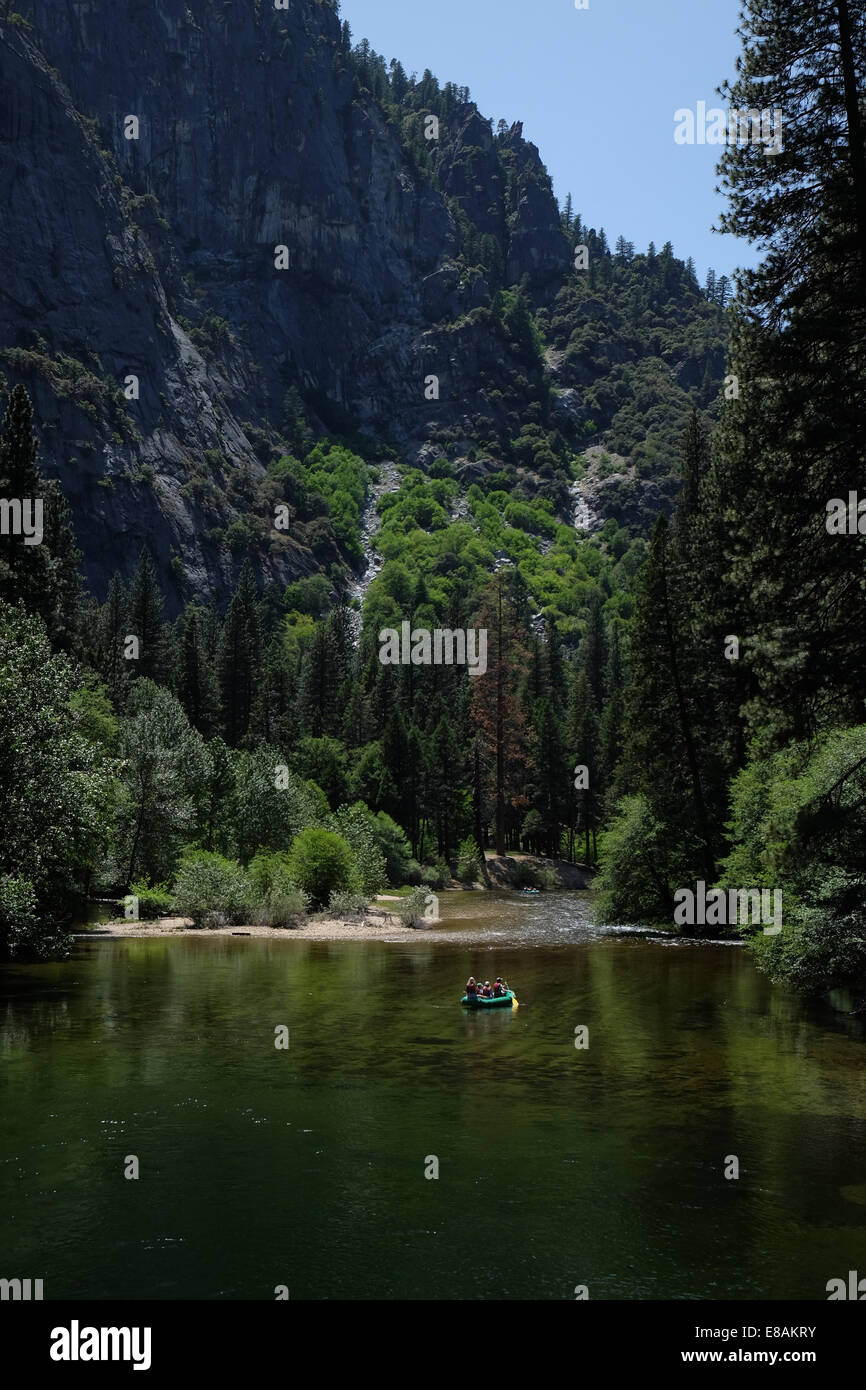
[217,560,261,747]
[126,547,167,683]
[0,384,81,647]
[176,603,219,736]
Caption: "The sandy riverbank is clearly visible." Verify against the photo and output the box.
[79,867,593,945]
[80,903,451,943]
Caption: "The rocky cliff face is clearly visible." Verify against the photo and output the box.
[0,0,572,609]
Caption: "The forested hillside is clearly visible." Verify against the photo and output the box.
[0,0,725,951]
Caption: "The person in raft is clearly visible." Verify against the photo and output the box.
[465,977,509,998]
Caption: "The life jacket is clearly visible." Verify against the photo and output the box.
[466,981,477,995]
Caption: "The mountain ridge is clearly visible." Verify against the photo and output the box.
[0,0,725,612]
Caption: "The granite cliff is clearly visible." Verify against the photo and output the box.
[0,0,722,610]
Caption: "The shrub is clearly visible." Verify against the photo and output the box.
[537,867,560,892]
[128,879,174,919]
[456,837,481,885]
[510,860,539,889]
[396,886,433,928]
[172,851,253,929]
[247,851,309,927]
[328,890,369,917]
[286,828,355,906]
[247,850,293,902]
[255,880,310,928]
[752,888,866,998]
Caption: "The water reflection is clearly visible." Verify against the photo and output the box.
[1,896,865,1300]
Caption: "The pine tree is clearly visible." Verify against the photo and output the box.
[428,711,465,856]
[298,619,338,739]
[95,574,129,706]
[250,631,298,750]
[545,626,566,720]
[327,598,355,691]
[713,0,866,744]
[381,709,424,852]
[282,385,313,457]
[341,680,369,749]
[717,0,866,327]
[715,274,731,308]
[620,514,717,884]
[126,547,166,682]
[0,384,41,507]
[217,561,261,746]
[176,604,218,736]
[568,671,600,864]
[679,408,706,516]
[389,58,408,102]
[599,622,626,814]
[579,589,607,711]
[0,384,81,647]
[532,696,568,858]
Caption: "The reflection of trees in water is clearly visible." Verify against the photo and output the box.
[0,996,71,1049]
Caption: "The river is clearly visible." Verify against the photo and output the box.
[2,892,865,1300]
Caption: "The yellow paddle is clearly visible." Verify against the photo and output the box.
[511,992,519,1009]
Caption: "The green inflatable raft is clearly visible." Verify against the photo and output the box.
[460,991,514,1008]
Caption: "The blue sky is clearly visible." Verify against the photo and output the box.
[337,0,757,284]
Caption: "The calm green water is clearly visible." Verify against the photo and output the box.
[2,892,866,1301]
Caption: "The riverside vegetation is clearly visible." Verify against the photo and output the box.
[1,1,865,1006]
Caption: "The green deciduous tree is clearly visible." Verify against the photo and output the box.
[286,827,355,906]
[114,680,207,888]
[0,601,114,956]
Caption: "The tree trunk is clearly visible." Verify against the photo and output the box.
[495,583,506,856]
[126,798,146,888]
[836,0,866,284]
[659,537,715,883]
[473,739,491,886]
